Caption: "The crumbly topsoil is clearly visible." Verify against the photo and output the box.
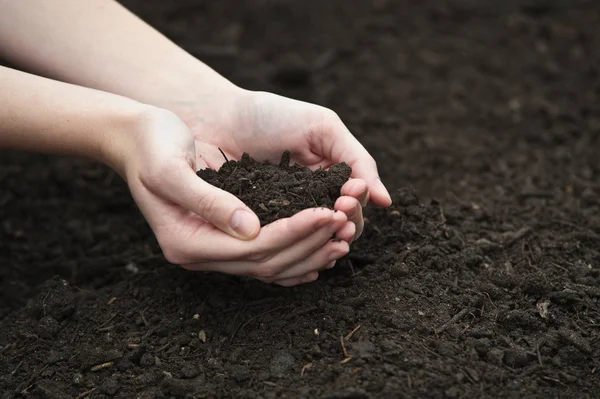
[1,1,600,398]
[197,151,352,225]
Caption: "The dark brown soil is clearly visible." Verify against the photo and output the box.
[2,1,600,398]
[198,151,351,225]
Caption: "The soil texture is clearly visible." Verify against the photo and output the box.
[1,0,600,398]
[198,151,351,225]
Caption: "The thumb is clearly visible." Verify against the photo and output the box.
[159,165,261,240]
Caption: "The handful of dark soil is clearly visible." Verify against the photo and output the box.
[197,151,352,225]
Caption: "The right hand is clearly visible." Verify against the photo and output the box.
[110,107,351,287]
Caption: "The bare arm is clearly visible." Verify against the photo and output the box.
[0,65,151,171]
[0,0,232,109]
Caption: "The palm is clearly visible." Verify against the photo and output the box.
[186,91,335,171]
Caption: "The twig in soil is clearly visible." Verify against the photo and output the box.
[41,292,50,317]
[536,344,543,366]
[344,325,362,341]
[90,361,114,372]
[140,309,149,327]
[500,226,532,246]
[301,362,313,377]
[436,204,446,228]
[436,308,470,334]
[97,313,119,330]
[309,190,318,206]
[348,259,356,276]
[11,360,23,375]
[18,364,49,393]
[541,376,566,386]
[0,343,15,354]
[483,292,497,308]
[70,324,79,344]
[339,336,352,363]
[75,388,97,399]
[218,147,229,163]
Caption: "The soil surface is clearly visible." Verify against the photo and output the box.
[198,151,352,225]
[2,0,600,398]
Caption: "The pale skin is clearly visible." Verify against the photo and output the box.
[0,0,392,286]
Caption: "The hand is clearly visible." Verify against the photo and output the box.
[117,108,351,287]
[171,88,393,244]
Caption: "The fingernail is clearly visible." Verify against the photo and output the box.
[230,209,259,239]
[375,178,392,204]
[326,261,336,269]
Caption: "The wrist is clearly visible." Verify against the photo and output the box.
[96,103,165,177]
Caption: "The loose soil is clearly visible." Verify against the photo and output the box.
[198,151,352,225]
[1,1,600,398]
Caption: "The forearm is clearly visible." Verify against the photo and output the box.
[0,0,233,109]
[0,65,149,171]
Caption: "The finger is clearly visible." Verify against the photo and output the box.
[274,239,349,280]
[249,211,347,278]
[335,196,364,240]
[316,114,392,207]
[151,163,260,240]
[274,272,320,287]
[341,178,369,207]
[179,207,339,265]
[276,260,336,287]
[180,224,334,275]
[335,221,356,243]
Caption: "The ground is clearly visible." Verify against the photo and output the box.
[1,0,600,398]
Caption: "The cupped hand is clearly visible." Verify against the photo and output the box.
[117,108,350,286]
[173,88,392,243]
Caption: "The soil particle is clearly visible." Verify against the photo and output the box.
[352,340,376,359]
[486,348,505,366]
[503,347,532,368]
[176,363,197,379]
[37,315,60,338]
[161,376,206,396]
[32,276,75,320]
[558,328,592,354]
[100,376,120,396]
[269,349,296,376]
[139,353,154,367]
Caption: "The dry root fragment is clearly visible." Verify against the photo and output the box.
[301,362,313,377]
[90,361,114,372]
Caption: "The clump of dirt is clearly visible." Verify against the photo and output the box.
[197,151,352,225]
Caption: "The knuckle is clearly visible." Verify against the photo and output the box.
[161,247,186,265]
[366,155,378,170]
[324,108,340,123]
[253,263,280,280]
[195,194,219,218]
[246,246,272,263]
[141,162,171,187]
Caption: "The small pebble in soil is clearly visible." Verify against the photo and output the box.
[99,377,120,396]
[269,349,296,376]
[198,151,351,225]
[37,315,60,338]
